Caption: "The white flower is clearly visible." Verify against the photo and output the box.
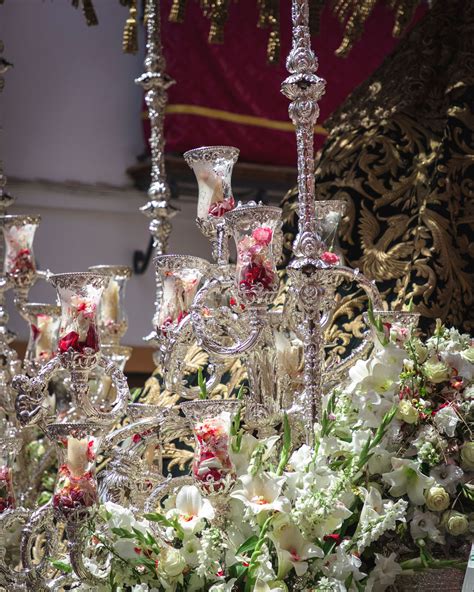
[208,579,237,592]
[425,486,450,512]
[424,357,451,383]
[230,433,279,477]
[368,446,392,475]
[433,405,459,437]
[132,586,150,592]
[160,546,186,578]
[231,473,289,514]
[104,501,147,533]
[288,444,312,472]
[442,351,474,380]
[410,509,444,544]
[396,399,419,424]
[355,487,407,552]
[365,553,403,592]
[315,577,347,591]
[430,464,463,495]
[167,485,214,534]
[325,542,366,582]
[114,538,141,560]
[271,523,323,578]
[181,535,201,567]
[382,458,433,505]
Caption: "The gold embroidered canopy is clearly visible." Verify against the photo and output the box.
[45,0,428,61]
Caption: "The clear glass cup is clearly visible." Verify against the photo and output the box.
[50,272,108,362]
[0,214,40,287]
[315,200,346,265]
[181,399,239,494]
[225,203,281,305]
[23,303,61,369]
[184,146,239,224]
[88,265,132,346]
[154,255,209,337]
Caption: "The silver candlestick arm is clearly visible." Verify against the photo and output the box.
[135,0,178,338]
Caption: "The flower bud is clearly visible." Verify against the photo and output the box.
[425,486,450,512]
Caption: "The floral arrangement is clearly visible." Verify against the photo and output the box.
[64,320,472,591]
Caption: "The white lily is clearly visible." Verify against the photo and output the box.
[410,509,445,544]
[430,463,464,495]
[230,473,289,514]
[382,458,433,505]
[167,485,215,534]
[324,542,366,582]
[365,553,403,592]
[272,523,323,578]
[230,433,280,477]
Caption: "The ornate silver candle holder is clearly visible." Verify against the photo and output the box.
[14,272,130,427]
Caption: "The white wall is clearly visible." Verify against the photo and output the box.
[0,2,209,347]
[0,0,144,185]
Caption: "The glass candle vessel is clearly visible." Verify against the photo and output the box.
[47,423,102,521]
[89,265,132,346]
[23,303,61,369]
[154,255,209,337]
[225,203,282,305]
[51,273,108,364]
[0,214,40,288]
[181,399,240,494]
[315,200,346,265]
[184,146,239,225]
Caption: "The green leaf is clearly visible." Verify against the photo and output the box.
[276,413,291,476]
[236,535,259,555]
[143,512,184,540]
[132,527,147,544]
[111,527,135,539]
[197,368,207,399]
[50,560,73,574]
[461,484,474,503]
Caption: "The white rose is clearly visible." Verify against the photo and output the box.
[161,547,186,578]
[461,442,474,471]
[396,400,419,424]
[461,347,474,363]
[441,511,469,536]
[425,486,450,512]
[424,358,451,383]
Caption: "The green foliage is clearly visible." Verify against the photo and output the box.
[198,368,207,399]
[276,413,291,476]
